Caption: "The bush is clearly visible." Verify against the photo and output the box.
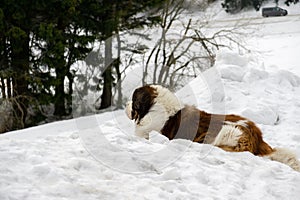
[0,99,13,133]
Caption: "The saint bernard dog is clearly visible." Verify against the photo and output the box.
[125,84,300,171]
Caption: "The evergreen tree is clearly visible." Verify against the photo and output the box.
[285,0,299,5]
[35,0,99,116]
[222,0,265,13]
[0,0,34,128]
[0,0,165,131]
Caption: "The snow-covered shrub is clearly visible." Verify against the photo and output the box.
[0,99,13,133]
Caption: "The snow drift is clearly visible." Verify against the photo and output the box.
[1,1,300,200]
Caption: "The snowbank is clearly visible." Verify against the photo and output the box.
[1,1,300,200]
[2,48,300,199]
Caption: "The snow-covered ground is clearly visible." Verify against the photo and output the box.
[1,2,300,200]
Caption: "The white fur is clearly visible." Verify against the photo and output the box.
[135,103,169,139]
[213,124,243,147]
[125,85,184,139]
[151,85,184,117]
[225,120,249,128]
[265,148,300,172]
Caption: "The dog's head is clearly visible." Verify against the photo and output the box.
[125,85,183,124]
[125,85,158,124]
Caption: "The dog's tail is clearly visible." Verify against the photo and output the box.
[264,148,300,172]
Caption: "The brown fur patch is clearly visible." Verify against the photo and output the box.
[131,85,158,124]
[160,105,273,156]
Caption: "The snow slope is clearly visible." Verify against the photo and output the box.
[1,2,300,200]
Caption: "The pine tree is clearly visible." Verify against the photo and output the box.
[222,0,265,13]
[35,0,103,116]
[285,0,299,5]
[0,0,165,131]
[0,0,34,128]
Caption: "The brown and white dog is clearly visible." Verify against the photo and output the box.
[125,84,300,171]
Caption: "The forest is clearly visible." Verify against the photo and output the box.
[0,0,166,132]
[0,0,298,133]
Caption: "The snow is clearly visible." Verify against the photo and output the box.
[1,2,300,200]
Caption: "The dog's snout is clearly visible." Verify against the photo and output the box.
[125,101,133,120]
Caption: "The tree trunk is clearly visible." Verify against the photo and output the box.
[66,71,74,115]
[54,66,67,116]
[115,33,123,109]
[0,78,6,98]
[7,77,12,98]
[100,67,112,109]
[11,31,30,129]
[100,36,113,109]
[53,18,67,117]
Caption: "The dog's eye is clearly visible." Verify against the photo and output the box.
[133,102,139,111]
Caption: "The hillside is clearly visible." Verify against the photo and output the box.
[1,1,300,200]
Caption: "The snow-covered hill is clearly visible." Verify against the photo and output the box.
[1,2,300,200]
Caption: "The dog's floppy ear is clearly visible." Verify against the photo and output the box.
[132,85,158,123]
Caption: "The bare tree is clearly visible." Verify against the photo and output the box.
[72,0,250,112]
[141,0,248,90]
